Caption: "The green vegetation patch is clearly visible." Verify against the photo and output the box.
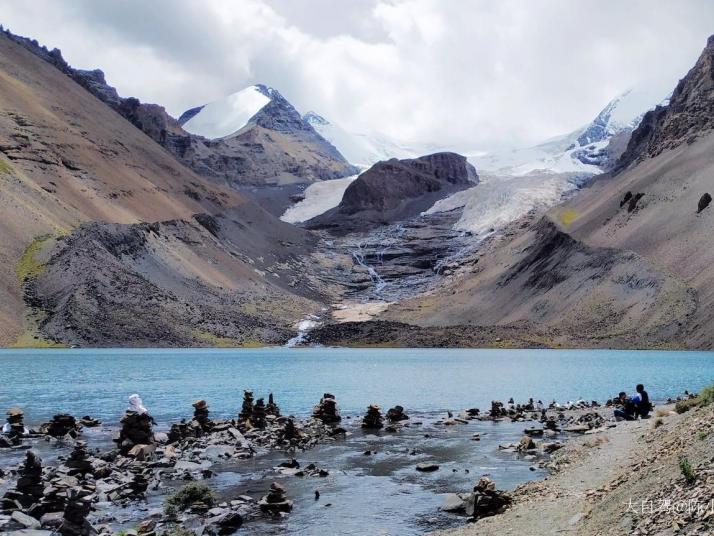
[675,397,700,414]
[10,330,66,349]
[191,329,239,348]
[16,234,52,282]
[697,383,714,407]
[0,157,13,175]
[165,483,215,516]
[679,457,696,483]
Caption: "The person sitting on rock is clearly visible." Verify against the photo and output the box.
[634,384,652,419]
[613,392,636,421]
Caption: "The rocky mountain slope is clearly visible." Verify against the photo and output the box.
[0,30,323,347]
[2,29,356,188]
[319,33,714,349]
[306,152,478,233]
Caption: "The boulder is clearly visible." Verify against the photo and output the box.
[416,463,439,472]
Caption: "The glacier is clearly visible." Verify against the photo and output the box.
[281,174,359,223]
[182,85,271,139]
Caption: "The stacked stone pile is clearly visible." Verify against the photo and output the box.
[312,393,341,424]
[362,405,384,429]
[266,393,280,417]
[116,411,154,455]
[258,482,293,514]
[239,390,254,422]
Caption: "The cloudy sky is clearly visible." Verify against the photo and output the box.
[1,0,713,151]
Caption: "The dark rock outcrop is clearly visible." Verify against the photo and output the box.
[307,152,478,233]
[616,34,714,172]
[697,193,712,213]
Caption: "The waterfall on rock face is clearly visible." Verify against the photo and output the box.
[285,316,321,347]
[351,248,386,293]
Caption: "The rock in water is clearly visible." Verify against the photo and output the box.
[361,405,384,429]
[258,482,293,514]
[463,477,512,519]
[386,405,409,423]
[40,414,80,439]
[312,393,342,424]
[416,463,440,472]
[517,436,537,451]
[78,415,101,427]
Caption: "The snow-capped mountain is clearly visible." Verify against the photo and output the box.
[473,88,669,176]
[303,111,439,167]
[174,85,357,186]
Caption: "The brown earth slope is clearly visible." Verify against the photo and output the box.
[0,31,322,347]
[3,30,358,188]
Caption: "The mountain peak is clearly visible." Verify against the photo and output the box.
[616,33,714,171]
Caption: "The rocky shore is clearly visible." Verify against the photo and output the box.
[438,391,714,536]
[0,389,706,535]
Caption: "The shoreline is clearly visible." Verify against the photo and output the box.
[437,401,714,536]
[1,387,700,534]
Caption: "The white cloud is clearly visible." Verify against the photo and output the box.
[1,0,712,151]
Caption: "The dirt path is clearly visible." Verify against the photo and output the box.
[438,404,714,536]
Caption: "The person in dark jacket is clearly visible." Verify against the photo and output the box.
[635,384,652,418]
[614,392,637,421]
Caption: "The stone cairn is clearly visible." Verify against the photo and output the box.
[251,398,267,429]
[2,450,43,510]
[4,407,26,445]
[41,414,80,439]
[312,393,341,424]
[116,411,154,455]
[60,485,95,536]
[266,393,281,417]
[362,405,384,429]
[65,441,93,476]
[192,399,213,432]
[258,481,293,514]
[489,401,507,419]
[282,418,299,441]
[466,476,512,519]
[386,405,409,423]
[239,390,254,422]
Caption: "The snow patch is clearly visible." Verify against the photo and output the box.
[281,174,359,223]
[182,86,271,139]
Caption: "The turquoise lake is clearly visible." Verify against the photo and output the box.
[1,347,712,424]
[1,347,713,534]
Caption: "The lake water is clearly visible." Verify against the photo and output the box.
[1,347,713,425]
[1,348,713,534]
